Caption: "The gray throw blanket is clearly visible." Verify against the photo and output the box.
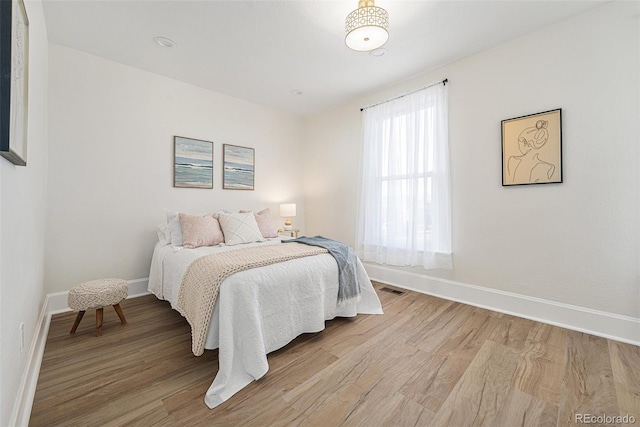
[283,236,361,305]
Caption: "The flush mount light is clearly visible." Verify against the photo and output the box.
[290,89,303,96]
[345,0,389,52]
[153,36,177,48]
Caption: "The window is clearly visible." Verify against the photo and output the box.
[357,82,452,269]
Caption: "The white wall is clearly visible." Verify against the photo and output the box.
[303,2,640,318]
[46,44,306,293]
[0,0,49,424]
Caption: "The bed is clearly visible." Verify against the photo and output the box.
[147,237,383,409]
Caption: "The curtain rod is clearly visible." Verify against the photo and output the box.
[360,78,448,112]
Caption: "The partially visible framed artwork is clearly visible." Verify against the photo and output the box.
[501,108,562,186]
[0,0,29,166]
[174,136,213,189]
[223,144,254,190]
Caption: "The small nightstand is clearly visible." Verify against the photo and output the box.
[277,229,300,238]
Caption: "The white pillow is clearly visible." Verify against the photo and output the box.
[216,212,266,246]
[164,209,183,247]
[156,223,171,246]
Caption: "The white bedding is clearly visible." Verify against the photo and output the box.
[147,238,383,409]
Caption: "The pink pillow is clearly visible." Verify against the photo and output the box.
[179,213,225,249]
[239,208,278,238]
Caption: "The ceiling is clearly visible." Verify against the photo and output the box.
[42,1,606,116]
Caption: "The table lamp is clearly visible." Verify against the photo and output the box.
[280,203,296,231]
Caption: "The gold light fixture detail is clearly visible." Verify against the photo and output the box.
[345,0,389,52]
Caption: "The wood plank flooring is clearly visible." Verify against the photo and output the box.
[30,283,640,426]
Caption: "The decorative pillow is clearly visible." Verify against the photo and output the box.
[164,209,183,247]
[239,208,278,238]
[156,223,171,246]
[216,212,266,246]
[179,213,225,249]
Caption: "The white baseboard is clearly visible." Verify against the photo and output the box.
[365,263,640,346]
[9,293,51,427]
[11,278,151,426]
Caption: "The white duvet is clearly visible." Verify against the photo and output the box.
[148,238,383,409]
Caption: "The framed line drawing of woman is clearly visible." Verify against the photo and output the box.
[501,109,562,186]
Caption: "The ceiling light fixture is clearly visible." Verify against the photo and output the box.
[345,0,389,52]
[153,36,177,48]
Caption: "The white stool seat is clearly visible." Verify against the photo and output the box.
[68,278,128,336]
[68,278,128,310]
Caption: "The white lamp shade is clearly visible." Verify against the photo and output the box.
[345,24,388,52]
[280,203,297,217]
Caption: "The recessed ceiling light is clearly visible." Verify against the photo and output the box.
[290,89,303,96]
[369,48,388,57]
[153,36,177,48]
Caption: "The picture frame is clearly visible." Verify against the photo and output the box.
[223,144,255,190]
[501,108,562,186]
[0,0,29,166]
[173,136,213,189]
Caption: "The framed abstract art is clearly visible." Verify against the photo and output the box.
[173,136,213,189]
[501,109,562,186]
[0,0,29,166]
[223,144,254,190]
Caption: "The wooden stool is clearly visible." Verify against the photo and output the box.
[68,278,128,336]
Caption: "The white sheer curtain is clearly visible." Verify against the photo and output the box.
[356,82,452,270]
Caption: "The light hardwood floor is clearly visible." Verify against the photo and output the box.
[30,283,640,426]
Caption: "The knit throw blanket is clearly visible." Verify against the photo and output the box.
[283,236,362,306]
[176,243,328,356]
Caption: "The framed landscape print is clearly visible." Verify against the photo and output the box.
[173,136,213,189]
[501,109,562,186]
[0,0,29,166]
[223,144,254,190]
